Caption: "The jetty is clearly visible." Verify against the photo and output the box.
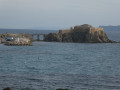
[0,33,47,46]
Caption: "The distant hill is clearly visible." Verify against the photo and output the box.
[99,26,120,31]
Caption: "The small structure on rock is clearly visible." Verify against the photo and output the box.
[0,33,32,46]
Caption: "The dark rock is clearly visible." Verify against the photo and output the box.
[2,87,12,90]
[62,33,73,42]
[21,89,26,90]
[56,88,69,90]
[44,33,62,42]
[71,29,88,42]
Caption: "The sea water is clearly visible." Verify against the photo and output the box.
[0,29,120,90]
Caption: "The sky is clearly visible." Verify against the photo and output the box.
[0,0,120,29]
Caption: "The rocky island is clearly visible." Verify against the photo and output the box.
[44,24,116,43]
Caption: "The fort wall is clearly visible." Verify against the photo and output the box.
[59,29,73,34]
[89,28,104,33]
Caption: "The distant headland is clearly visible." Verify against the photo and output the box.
[99,25,120,31]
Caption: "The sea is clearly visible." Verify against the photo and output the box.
[0,29,120,90]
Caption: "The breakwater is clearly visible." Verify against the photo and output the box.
[0,33,33,46]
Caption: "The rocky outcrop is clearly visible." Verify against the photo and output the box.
[44,33,62,42]
[71,24,110,43]
[44,24,116,43]
[56,88,69,90]
[62,33,73,42]
[44,33,73,42]
[3,87,12,90]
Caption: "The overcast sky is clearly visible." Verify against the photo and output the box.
[0,0,120,29]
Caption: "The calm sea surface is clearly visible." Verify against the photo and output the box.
[0,29,120,90]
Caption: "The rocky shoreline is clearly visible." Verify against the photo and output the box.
[2,87,69,90]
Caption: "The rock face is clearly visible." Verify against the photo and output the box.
[44,33,62,42]
[44,24,116,43]
[56,88,69,90]
[3,87,12,90]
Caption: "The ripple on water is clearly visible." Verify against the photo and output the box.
[0,42,120,90]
